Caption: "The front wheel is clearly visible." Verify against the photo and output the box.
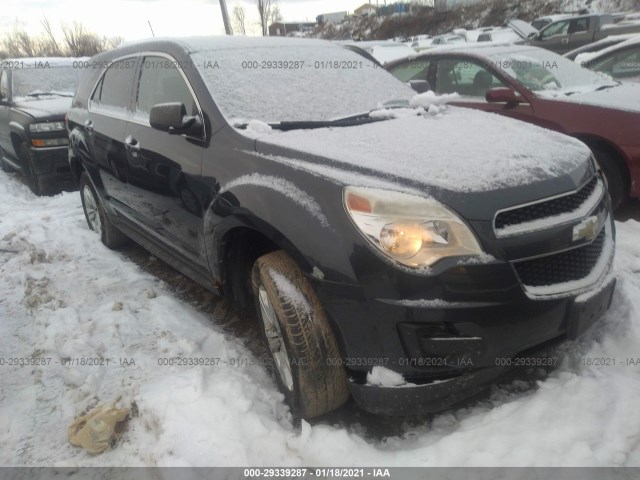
[79,172,129,249]
[251,250,349,418]
[589,143,629,211]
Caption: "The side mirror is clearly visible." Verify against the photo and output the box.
[528,31,538,39]
[149,102,201,135]
[408,79,431,94]
[486,87,522,104]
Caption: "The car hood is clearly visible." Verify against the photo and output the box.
[12,96,72,119]
[507,19,538,39]
[538,83,640,113]
[251,107,593,220]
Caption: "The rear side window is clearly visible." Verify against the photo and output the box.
[90,58,137,112]
[134,56,198,121]
[390,60,432,83]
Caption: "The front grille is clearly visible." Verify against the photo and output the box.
[496,176,599,230]
[514,229,606,287]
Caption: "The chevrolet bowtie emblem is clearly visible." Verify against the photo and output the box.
[572,216,599,242]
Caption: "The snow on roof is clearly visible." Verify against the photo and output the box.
[587,33,640,62]
[255,107,590,193]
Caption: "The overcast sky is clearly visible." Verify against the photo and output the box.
[1,0,372,39]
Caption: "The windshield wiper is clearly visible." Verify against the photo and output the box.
[595,83,619,91]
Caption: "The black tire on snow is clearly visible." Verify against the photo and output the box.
[251,250,350,418]
[79,171,129,249]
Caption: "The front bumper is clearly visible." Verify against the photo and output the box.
[346,277,616,416]
[27,145,75,192]
[311,207,616,416]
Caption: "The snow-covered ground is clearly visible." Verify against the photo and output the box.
[1,170,640,467]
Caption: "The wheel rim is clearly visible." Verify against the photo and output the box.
[83,185,102,236]
[258,285,294,391]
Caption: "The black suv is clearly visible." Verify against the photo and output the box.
[67,37,616,418]
[0,57,82,194]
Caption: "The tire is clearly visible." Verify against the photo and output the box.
[589,143,629,211]
[20,143,42,195]
[79,172,129,249]
[251,250,349,418]
[0,147,11,173]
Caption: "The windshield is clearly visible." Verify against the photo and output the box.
[13,65,82,99]
[191,43,414,124]
[488,49,617,94]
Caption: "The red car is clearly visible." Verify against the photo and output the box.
[387,44,640,209]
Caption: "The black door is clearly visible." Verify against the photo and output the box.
[123,55,207,264]
[85,57,138,207]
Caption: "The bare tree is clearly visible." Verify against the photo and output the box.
[40,18,62,56]
[1,20,122,58]
[233,3,247,35]
[270,4,283,25]
[257,0,273,36]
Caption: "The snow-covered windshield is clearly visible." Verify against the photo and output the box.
[13,65,82,99]
[191,43,414,124]
[489,49,617,95]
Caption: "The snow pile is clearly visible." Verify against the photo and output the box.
[366,367,409,388]
[409,91,459,110]
[1,170,640,466]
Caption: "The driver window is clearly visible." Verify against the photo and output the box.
[436,59,506,97]
[135,56,198,122]
[541,20,570,38]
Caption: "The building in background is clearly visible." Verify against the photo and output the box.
[354,3,378,16]
[268,22,316,36]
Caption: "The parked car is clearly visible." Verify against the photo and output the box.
[564,33,638,61]
[387,44,640,209]
[68,37,615,417]
[580,35,640,83]
[432,34,466,46]
[0,57,83,194]
[523,14,640,54]
[477,28,521,43]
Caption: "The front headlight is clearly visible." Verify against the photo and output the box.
[29,122,65,133]
[344,187,483,268]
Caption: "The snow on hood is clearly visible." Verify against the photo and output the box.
[253,107,591,193]
[540,83,640,113]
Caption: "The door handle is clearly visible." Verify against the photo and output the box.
[562,38,569,44]
[84,120,94,132]
[124,135,140,152]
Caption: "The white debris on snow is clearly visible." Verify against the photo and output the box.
[366,367,412,388]
[409,91,459,109]
[1,171,640,467]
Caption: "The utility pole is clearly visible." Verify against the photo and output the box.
[219,0,233,35]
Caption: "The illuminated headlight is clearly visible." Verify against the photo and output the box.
[344,187,484,268]
[29,122,66,133]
